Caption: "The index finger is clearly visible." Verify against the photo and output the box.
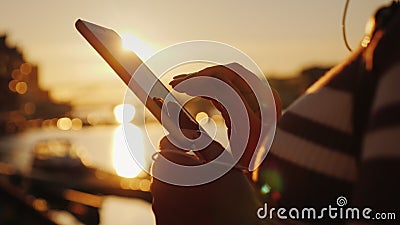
[170,63,260,114]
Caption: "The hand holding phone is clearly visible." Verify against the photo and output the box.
[75,19,211,160]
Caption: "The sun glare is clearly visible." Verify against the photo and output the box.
[113,104,136,124]
[121,33,155,61]
[112,104,144,178]
[113,125,144,178]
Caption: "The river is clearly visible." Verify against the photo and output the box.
[0,124,160,225]
[0,116,227,225]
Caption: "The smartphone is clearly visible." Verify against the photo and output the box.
[75,19,209,159]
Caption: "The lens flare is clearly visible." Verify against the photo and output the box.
[120,33,155,61]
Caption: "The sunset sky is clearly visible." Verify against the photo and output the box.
[0,0,391,106]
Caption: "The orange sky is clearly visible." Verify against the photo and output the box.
[0,0,391,106]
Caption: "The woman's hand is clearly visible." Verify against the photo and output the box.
[151,134,264,225]
[169,63,281,168]
[150,63,281,225]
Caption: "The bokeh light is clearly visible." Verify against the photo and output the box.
[8,80,18,92]
[57,117,72,130]
[32,198,48,212]
[113,104,136,124]
[71,118,83,130]
[20,62,32,75]
[15,81,27,94]
[11,69,22,80]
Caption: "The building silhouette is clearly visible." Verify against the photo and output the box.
[0,35,71,134]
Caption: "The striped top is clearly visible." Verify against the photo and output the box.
[258,5,400,225]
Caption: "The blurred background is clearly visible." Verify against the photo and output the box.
[0,0,391,224]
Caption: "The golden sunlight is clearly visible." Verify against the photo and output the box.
[120,33,156,61]
[195,111,210,125]
[113,104,136,124]
[112,103,144,178]
[113,125,144,178]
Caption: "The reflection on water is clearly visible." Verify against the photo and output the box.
[0,124,156,225]
[113,124,144,178]
[112,103,148,178]
[0,97,228,225]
